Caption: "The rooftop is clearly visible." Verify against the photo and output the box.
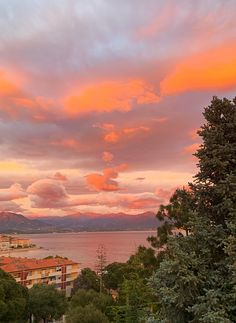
[0,256,78,273]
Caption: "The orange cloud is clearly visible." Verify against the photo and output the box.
[104,131,120,143]
[64,79,159,115]
[103,125,151,144]
[125,197,158,209]
[161,43,236,95]
[86,173,119,192]
[123,126,150,134]
[0,70,20,97]
[100,123,115,131]
[102,151,114,163]
[86,164,128,192]
[155,187,178,202]
[0,70,57,122]
[189,129,200,140]
[183,143,200,154]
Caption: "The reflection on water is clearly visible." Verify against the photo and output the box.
[7,231,155,269]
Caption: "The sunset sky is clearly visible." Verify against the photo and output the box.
[0,0,235,217]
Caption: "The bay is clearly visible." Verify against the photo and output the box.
[6,231,156,269]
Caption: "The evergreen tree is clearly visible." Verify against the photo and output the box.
[150,97,236,322]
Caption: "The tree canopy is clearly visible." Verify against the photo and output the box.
[28,284,67,323]
[67,289,112,322]
[0,269,28,323]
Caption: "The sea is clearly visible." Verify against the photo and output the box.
[5,231,156,270]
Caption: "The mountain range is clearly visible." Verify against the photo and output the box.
[0,211,53,233]
[0,211,158,233]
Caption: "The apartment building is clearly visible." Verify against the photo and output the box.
[10,237,31,248]
[0,256,79,297]
[0,236,10,250]
[0,235,31,250]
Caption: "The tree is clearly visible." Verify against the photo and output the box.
[66,304,109,323]
[70,289,113,313]
[150,97,236,322]
[148,187,194,248]
[96,244,107,293]
[0,269,28,323]
[74,268,100,292]
[128,246,159,277]
[28,284,67,323]
[67,289,113,322]
[103,262,129,291]
[112,273,155,323]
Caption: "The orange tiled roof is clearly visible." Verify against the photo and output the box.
[0,256,78,273]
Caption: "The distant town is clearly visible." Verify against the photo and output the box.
[0,234,34,250]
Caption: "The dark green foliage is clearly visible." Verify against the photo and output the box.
[73,267,100,292]
[0,269,28,323]
[28,284,67,323]
[192,96,236,228]
[67,289,112,322]
[66,304,109,323]
[70,289,113,312]
[148,188,194,248]
[103,262,128,290]
[149,96,236,322]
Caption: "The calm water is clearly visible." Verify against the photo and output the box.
[6,231,156,269]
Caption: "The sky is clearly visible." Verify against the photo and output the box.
[0,0,235,217]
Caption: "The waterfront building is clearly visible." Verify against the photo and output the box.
[0,235,31,250]
[0,256,79,297]
[0,236,10,250]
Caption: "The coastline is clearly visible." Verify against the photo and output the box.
[0,246,43,255]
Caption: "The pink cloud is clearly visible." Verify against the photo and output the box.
[27,179,69,208]
[50,172,68,181]
[0,201,25,213]
[102,151,114,163]
[0,184,27,201]
[50,138,80,150]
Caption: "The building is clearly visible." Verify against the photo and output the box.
[0,236,10,250]
[0,256,79,297]
[0,235,31,250]
[10,237,31,248]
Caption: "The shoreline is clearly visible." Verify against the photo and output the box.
[0,246,43,255]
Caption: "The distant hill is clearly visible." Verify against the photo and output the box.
[0,211,159,233]
[0,211,54,233]
[35,211,159,231]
